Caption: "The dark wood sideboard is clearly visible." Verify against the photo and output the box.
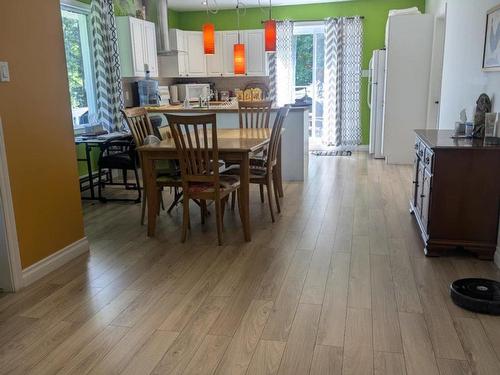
[410,130,500,259]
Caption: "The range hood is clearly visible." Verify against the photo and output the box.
[149,0,179,55]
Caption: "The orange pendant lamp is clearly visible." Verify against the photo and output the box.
[203,23,215,54]
[233,1,246,75]
[234,43,246,75]
[264,1,276,52]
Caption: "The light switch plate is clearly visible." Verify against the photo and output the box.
[0,62,10,82]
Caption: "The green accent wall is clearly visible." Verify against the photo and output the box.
[174,0,425,144]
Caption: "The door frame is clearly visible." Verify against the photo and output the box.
[0,116,23,292]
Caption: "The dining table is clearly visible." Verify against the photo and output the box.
[137,127,273,241]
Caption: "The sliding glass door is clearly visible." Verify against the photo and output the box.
[294,23,325,149]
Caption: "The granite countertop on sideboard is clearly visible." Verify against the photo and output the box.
[415,129,500,150]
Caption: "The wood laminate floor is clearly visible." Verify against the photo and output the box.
[1,153,500,375]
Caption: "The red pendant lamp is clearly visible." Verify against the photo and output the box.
[233,1,246,75]
[234,43,246,75]
[202,1,218,55]
[264,1,276,52]
[203,23,215,54]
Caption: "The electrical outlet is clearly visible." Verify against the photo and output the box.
[0,62,10,82]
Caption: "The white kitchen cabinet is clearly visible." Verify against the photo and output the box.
[158,29,188,77]
[185,31,207,77]
[116,16,158,77]
[222,31,240,76]
[206,32,224,77]
[158,28,267,78]
[243,30,267,76]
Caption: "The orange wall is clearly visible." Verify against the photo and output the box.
[0,0,85,268]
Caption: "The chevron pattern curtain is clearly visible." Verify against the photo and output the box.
[324,17,363,148]
[274,20,295,107]
[90,0,124,131]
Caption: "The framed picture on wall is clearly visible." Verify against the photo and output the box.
[483,4,500,71]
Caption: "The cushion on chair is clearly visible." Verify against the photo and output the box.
[221,164,267,179]
[188,175,240,194]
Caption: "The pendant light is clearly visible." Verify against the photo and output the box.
[264,0,276,52]
[203,1,218,55]
[234,1,246,75]
[203,23,215,54]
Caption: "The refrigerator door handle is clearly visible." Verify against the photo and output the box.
[367,58,373,109]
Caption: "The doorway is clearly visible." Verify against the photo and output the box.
[293,23,325,150]
[427,10,447,129]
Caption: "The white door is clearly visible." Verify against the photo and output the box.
[426,16,446,129]
[143,21,158,77]
[185,31,207,76]
[222,31,240,76]
[130,17,146,76]
[244,30,266,76]
[206,32,224,77]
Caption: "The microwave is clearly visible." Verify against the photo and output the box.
[176,84,210,102]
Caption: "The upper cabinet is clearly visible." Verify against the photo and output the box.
[161,28,268,78]
[206,32,224,76]
[222,31,240,76]
[116,17,158,78]
[184,31,207,77]
[242,30,267,76]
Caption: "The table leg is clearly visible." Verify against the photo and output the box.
[240,153,251,242]
[142,154,158,237]
[276,139,284,197]
[85,144,95,199]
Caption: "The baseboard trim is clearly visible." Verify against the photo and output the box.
[22,237,89,286]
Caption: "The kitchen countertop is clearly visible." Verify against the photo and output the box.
[415,129,500,150]
[145,104,309,114]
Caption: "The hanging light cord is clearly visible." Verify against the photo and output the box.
[205,0,218,15]
[236,0,247,43]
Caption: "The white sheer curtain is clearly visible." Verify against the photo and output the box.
[323,17,363,148]
[269,20,295,106]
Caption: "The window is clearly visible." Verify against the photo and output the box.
[294,23,325,144]
[61,1,96,129]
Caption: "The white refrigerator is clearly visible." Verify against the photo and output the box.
[368,49,386,159]
[381,13,434,164]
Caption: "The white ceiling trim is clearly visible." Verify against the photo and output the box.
[168,0,349,12]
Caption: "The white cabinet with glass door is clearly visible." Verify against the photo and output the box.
[116,16,158,77]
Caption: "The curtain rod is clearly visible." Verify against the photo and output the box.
[261,16,365,23]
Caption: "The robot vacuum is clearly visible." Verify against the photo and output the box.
[450,278,500,315]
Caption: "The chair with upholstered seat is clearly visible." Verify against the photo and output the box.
[121,108,182,224]
[166,113,241,245]
[224,106,289,222]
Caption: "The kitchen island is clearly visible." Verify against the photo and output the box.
[147,105,309,181]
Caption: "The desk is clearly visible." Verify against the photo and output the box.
[75,133,132,200]
[138,128,272,241]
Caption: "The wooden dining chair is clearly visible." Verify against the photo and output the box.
[121,108,182,224]
[166,113,241,245]
[238,100,273,129]
[224,106,290,222]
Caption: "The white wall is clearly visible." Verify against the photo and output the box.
[426,0,446,17]
[428,0,500,268]
[436,0,500,128]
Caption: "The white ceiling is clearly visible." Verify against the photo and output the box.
[168,0,346,12]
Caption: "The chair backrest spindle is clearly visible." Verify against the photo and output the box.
[238,100,273,129]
